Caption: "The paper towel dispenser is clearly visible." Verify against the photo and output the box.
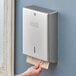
[23,5,58,63]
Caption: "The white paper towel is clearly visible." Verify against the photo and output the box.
[26,56,49,69]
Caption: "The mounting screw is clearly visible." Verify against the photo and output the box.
[34,13,36,16]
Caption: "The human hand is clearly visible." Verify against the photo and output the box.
[23,64,41,76]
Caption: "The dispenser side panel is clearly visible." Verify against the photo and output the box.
[48,13,58,63]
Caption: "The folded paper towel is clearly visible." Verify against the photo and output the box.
[26,56,49,69]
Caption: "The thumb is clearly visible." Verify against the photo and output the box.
[34,64,40,69]
[36,67,42,74]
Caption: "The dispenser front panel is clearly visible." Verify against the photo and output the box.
[23,8,48,61]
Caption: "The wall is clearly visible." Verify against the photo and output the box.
[15,0,76,76]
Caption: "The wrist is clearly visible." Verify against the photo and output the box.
[16,72,28,76]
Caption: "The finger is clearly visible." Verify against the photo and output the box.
[34,64,40,69]
[36,66,42,73]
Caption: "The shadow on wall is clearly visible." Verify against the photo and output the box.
[49,63,57,71]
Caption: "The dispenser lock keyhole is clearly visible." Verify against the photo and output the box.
[34,46,36,53]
